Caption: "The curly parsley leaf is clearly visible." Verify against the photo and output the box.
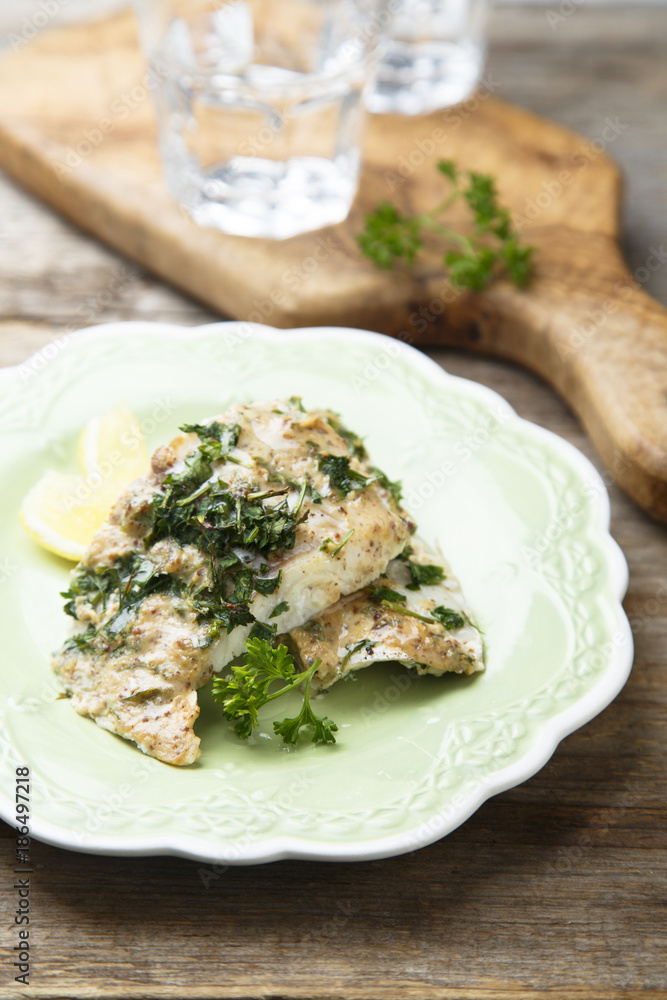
[357,159,534,292]
[355,201,423,270]
[212,638,337,745]
[273,690,338,746]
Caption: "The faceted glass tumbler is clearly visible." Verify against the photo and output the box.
[134,0,386,239]
[367,0,489,115]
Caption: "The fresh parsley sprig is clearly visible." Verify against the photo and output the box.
[357,159,534,291]
[212,638,338,745]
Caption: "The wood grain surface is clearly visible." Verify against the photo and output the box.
[1,8,667,522]
[0,5,666,998]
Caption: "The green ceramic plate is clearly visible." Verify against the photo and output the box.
[0,322,632,863]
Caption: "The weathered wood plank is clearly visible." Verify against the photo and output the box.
[0,5,666,998]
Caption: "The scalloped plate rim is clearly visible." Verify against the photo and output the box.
[0,320,634,864]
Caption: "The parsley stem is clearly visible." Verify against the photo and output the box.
[381,599,436,624]
[424,189,460,218]
[331,527,354,556]
[417,214,475,255]
[294,479,308,516]
[262,659,322,704]
[176,480,212,506]
[247,488,289,500]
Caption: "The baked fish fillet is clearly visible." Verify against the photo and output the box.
[52,399,411,765]
[287,539,484,690]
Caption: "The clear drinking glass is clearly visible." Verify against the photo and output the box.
[134,0,386,239]
[366,0,488,115]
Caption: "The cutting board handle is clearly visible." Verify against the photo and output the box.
[559,279,667,519]
[472,243,667,521]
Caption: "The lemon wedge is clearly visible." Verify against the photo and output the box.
[19,471,119,561]
[20,402,149,562]
[78,400,149,488]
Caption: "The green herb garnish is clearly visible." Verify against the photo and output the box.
[357,159,534,291]
[371,468,403,504]
[60,553,186,652]
[248,620,278,642]
[269,600,290,619]
[321,528,355,558]
[432,606,466,630]
[212,638,337,745]
[369,585,407,604]
[327,414,368,462]
[341,639,377,668]
[380,600,436,623]
[405,561,445,590]
[144,420,308,638]
[318,454,374,496]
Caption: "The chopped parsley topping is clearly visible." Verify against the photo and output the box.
[326,414,402,504]
[432,606,466,630]
[320,528,355,557]
[369,585,407,604]
[341,639,377,667]
[60,552,183,653]
[248,620,278,642]
[405,561,445,590]
[379,600,436,623]
[269,601,290,619]
[327,414,368,461]
[318,454,374,495]
[59,410,405,663]
[140,419,309,640]
[371,468,402,504]
[62,418,311,650]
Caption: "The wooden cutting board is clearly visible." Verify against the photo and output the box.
[1,9,666,524]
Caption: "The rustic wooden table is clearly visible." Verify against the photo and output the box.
[1,5,666,998]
